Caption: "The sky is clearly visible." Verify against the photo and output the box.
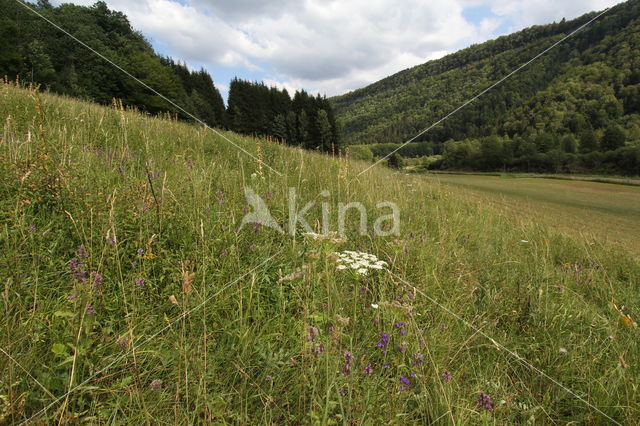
[49,0,624,100]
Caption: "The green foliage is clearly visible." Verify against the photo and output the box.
[227,79,340,151]
[331,0,640,175]
[0,0,226,128]
[347,145,374,162]
[387,153,405,169]
[601,125,627,151]
[1,82,640,424]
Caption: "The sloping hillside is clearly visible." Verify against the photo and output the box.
[1,82,639,423]
[332,0,640,154]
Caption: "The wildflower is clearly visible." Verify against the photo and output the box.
[333,251,387,276]
[90,272,103,289]
[442,370,452,383]
[371,303,379,309]
[381,333,389,343]
[377,342,386,349]
[559,347,568,354]
[399,376,410,386]
[410,372,416,378]
[394,322,405,329]
[398,345,406,352]
[77,244,87,259]
[86,304,96,315]
[342,351,352,376]
[363,364,373,375]
[135,278,145,287]
[68,294,78,301]
[383,364,390,369]
[476,392,494,412]
[68,258,80,274]
[308,326,319,343]
[400,329,407,336]
[137,248,145,257]
[150,379,162,391]
[412,353,424,366]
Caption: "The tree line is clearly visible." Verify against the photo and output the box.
[0,0,340,152]
[227,79,340,152]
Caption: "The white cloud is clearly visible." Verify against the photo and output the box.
[485,0,623,31]
[53,0,625,97]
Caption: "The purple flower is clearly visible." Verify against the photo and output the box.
[399,376,410,386]
[68,294,78,301]
[86,304,96,315]
[394,322,405,329]
[442,370,452,383]
[410,372,416,378]
[380,333,389,343]
[383,364,390,369]
[342,351,352,376]
[135,278,145,287]
[377,342,386,349]
[137,248,145,257]
[68,258,81,273]
[363,364,373,375]
[400,330,407,336]
[77,244,87,259]
[308,326,318,343]
[90,272,103,289]
[398,345,406,352]
[477,392,494,412]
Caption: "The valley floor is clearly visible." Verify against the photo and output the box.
[425,173,640,256]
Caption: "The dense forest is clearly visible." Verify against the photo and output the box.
[333,0,640,175]
[227,79,340,152]
[0,0,339,152]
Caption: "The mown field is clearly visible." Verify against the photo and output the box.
[1,82,639,424]
[425,173,640,256]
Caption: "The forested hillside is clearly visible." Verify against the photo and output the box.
[0,0,227,127]
[332,0,640,174]
[0,0,340,151]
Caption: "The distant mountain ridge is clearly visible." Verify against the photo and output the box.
[331,0,640,151]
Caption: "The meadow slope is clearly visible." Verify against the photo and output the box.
[1,83,639,424]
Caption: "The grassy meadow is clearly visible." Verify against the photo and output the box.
[1,82,640,424]
[425,173,640,256]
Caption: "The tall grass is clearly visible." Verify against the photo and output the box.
[1,82,639,424]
